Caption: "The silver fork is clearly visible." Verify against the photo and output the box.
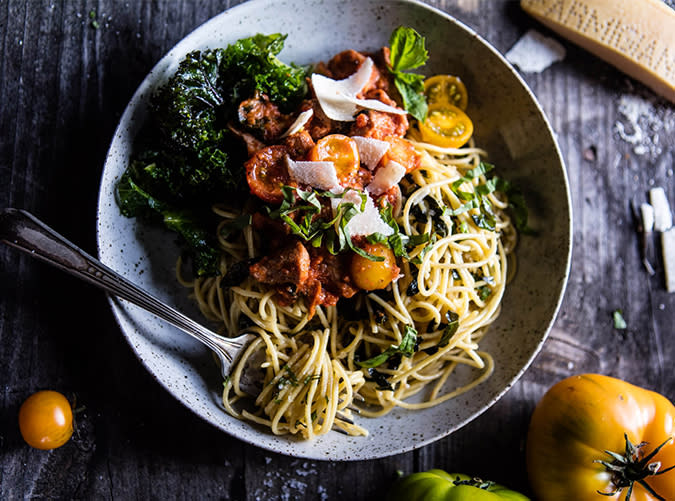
[0,208,357,430]
[0,208,257,386]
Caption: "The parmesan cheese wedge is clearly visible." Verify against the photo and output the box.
[286,157,341,191]
[352,136,390,170]
[520,0,675,103]
[311,57,407,121]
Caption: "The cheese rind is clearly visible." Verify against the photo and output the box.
[520,0,675,103]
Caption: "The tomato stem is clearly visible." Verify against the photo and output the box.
[594,433,674,501]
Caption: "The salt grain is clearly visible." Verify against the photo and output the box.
[614,94,674,158]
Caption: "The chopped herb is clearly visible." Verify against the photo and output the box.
[439,311,460,347]
[274,365,299,391]
[478,286,492,301]
[366,368,395,391]
[357,325,418,368]
[303,374,321,385]
[406,277,419,297]
[220,258,255,288]
[377,204,431,260]
[387,26,428,121]
[220,213,252,239]
[492,177,536,235]
[268,186,385,262]
[613,310,627,330]
[373,307,388,325]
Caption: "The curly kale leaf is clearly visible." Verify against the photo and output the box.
[152,49,226,152]
[116,170,221,277]
[116,34,308,277]
[220,33,308,112]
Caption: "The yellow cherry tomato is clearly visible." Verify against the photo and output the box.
[350,243,399,291]
[424,75,469,110]
[418,103,474,148]
[308,134,360,186]
[19,390,73,450]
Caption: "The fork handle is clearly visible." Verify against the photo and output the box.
[0,208,235,357]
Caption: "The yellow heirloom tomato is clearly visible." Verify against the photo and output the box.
[526,374,675,501]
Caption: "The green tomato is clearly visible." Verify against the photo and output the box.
[389,470,530,501]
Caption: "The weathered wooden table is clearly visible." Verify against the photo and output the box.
[1,1,673,499]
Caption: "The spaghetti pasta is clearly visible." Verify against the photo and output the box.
[177,136,517,439]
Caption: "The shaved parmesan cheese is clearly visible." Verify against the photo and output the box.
[649,187,673,232]
[352,136,390,170]
[345,95,407,115]
[286,157,340,191]
[281,109,313,138]
[662,228,675,292]
[311,57,406,121]
[366,160,406,196]
[341,57,376,96]
[640,203,655,233]
[332,190,394,237]
[311,74,360,121]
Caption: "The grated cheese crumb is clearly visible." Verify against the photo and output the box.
[662,227,675,292]
[640,203,655,233]
[505,29,566,73]
[649,187,673,232]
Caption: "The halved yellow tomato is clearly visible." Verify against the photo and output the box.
[308,134,360,186]
[424,75,468,110]
[380,136,421,173]
[418,104,473,148]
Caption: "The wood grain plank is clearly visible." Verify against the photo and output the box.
[1,1,674,499]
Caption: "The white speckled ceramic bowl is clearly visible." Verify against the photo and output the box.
[97,0,571,460]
